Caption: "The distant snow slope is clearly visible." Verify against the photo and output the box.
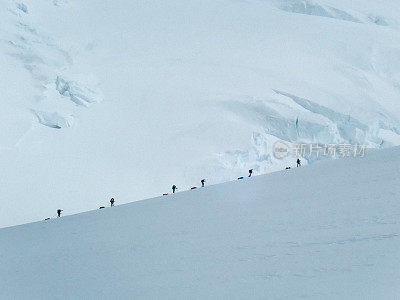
[1,0,400,227]
[0,147,399,299]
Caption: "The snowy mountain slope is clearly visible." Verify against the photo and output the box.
[1,0,400,227]
[0,147,399,299]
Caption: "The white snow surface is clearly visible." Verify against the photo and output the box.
[1,0,400,227]
[0,146,399,299]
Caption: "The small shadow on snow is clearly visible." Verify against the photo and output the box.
[368,15,389,26]
[53,0,69,7]
[277,0,361,23]
[16,3,28,14]
[55,76,102,107]
[31,109,74,129]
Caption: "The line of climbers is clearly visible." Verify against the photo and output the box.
[53,159,301,219]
